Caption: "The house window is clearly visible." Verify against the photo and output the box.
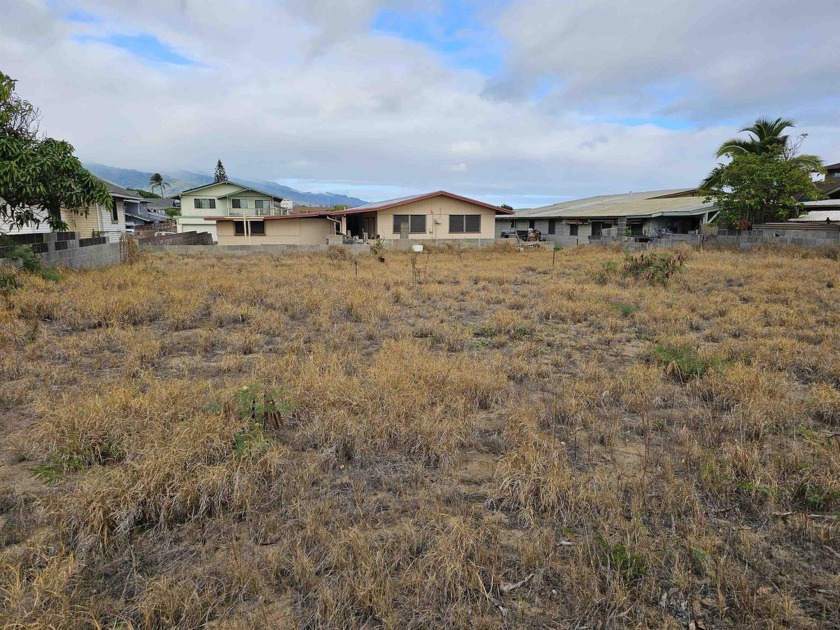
[254,200,269,210]
[233,221,265,235]
[232,198,246,209]
[194,198,216,209]
[393,214,426,234]
[591,222,603,237]
[529,220,535,229]
[569,224,578,236]
[548,219,556,235]
[111,200,119,223]
[449,214,481,234]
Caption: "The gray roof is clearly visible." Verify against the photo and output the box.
[790,210,840,222]
[98,178,143,201]
[146,197,178,210]
[498,189,714,220]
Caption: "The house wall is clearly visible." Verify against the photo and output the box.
[180,217,219,242]
[215,218,335,246]
[495,217,593,243]
[373,197,499,241]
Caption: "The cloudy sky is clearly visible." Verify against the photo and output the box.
[2,0,839,207]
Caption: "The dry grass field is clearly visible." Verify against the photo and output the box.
[1,244,839,629]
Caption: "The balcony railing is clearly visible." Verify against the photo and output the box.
[227,205,287,217]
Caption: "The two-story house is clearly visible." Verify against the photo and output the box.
[177,181,287,242]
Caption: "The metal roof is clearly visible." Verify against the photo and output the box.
[790,211,840,222]
[802,199,840,208]
[331,191,513,216]
[500,189,713,220]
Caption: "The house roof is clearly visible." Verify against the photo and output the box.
[329,191,513,216]
[789,210,840,223]
[179,180,284,201]
[146,198,178,210]
[99,179,143,201]
[823,162,840,171]
[501,189,713,220]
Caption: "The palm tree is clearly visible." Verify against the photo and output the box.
[148,173,169,197]
[701,117,823,190]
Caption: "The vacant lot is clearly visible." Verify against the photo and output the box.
[1,245,838,628]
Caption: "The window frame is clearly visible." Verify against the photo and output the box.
[449,214,482,234]
[111,199,119,223]
[194,198,217,210]
[547,219,556,235]
[569,223,578,236]
[393,214,427,234]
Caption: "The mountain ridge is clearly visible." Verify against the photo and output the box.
[84,163,368,207]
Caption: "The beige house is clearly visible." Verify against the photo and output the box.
[332,191,513,242]
[177,181,286,242]
[210,211,336,246]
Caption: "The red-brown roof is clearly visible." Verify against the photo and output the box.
[328,191,514,216]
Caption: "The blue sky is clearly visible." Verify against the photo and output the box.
[3,0,838,207]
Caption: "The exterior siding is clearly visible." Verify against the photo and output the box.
[372,197,498,241]
[216,218,335,246]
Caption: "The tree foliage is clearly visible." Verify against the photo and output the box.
[701,117,823,190]
[703,152,821,227]
[0,72,111,232]
[214,159,228,183]
[148,173,169,196]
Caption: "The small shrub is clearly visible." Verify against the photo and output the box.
[369,239,384,257]
[653,343,722,380]
[622,249,689,284]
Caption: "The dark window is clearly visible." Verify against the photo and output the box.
[234,221,245,235]
[232,198,244,209]
[111,200,119,223]
[393,214,426,234]
[194,198,217,209]
[449,214,481,234]
[548,219,556,235]
[254,200,269,210]
[529,220,535,229]
[249,221,265,235]
[569,224,578,236]
[591,222,603,237]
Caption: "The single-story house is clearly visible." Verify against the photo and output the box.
[1,178,133,242]
[496,189,718,245]
[208,211,337,246]
[331,191,513,242]
[201,190,513,246]
[788,199,840,224]
[177,181,287,242]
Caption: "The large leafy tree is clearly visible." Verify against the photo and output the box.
[0,71,111,232]
[214,159,228,183]
[148,172,169,196]
[701,117,823,190]
[703,152,821,228]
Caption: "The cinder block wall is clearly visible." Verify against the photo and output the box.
[0,232,121,270]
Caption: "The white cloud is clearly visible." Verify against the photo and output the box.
[1,0,838,207]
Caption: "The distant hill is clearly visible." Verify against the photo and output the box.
[84,163,368,208]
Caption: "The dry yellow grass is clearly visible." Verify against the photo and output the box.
[1,244,839,628]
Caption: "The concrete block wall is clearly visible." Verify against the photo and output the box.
[1,231,121,270]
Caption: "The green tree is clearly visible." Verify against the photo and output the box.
[214,159,228,183]
[703,152,821,228]
[500,204,514,211]
[148,173,169,196]
[0,72,111,231]
[701,117,823,190]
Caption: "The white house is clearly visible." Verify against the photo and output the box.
[177,181,287,242]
